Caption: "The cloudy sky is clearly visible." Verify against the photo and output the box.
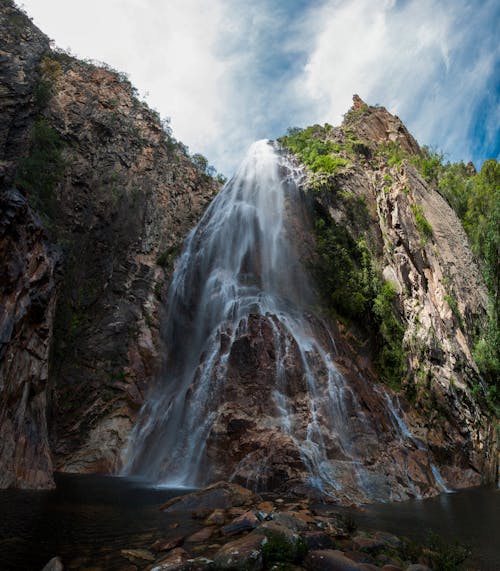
[19,0,499,176]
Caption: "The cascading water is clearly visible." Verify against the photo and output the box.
[123,140,451,502]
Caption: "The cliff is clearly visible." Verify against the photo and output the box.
[0,1,218,487]
[277,95,497,494]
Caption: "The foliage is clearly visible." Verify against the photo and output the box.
[157,245,180,269]
[438,158,500,408]
[401,531,471,571]
[372,282,406,388]
[278,124,354,176]
[314,217,405,388]
[16,119,66,219]
[411,146,445,183]
[410,203,433,244]
[262,535,309,566]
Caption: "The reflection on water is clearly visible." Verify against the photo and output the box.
[350,485,500,570]
[0,474,191,571]
[0,475,498,570]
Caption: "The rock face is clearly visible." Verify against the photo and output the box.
[124,121,496,502]
[0,2,218,486]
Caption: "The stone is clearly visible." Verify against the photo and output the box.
[256,501,274,512]
[121,549,156,562]
[213,533,267,570]
[271,511,311,532]
[304,549,362,570]
[406,566,432,571]
[381,565,404,571]
[205,509,226,526]
[255,521,300,545]
[302,531,336,551]
[221,511,259,535]
[41,557,64,571]
[150,536,185,552]
[351,534,385,553]
[161,482,255,513]
[186,527,215,543]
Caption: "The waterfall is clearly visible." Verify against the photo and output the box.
[122,139,450,501]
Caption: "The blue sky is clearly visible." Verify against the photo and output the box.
[19,0,500,175]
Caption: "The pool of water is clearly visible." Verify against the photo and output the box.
[347,485,500,570]
[0,475,498,570]
[0,474,193,571]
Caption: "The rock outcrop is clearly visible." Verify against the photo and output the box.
[0,1,218,487]
[285,97,497,492]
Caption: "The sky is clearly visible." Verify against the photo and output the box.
[18,0,500,176]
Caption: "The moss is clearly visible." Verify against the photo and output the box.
[15,119,66,220]
[262,535,309,566]
[444,293,465,331]
[313,217,406,389]
[157,244,180,269]
[411,203,433,244]
[278,125,354,177]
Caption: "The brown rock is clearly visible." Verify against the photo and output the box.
[161,482,255,513]
[121,549,155,562]
[205,509,226,526]
[256,501,274,512]
[304,549,362,570]
[381,565,404,571]
[213,533,267,570]
[186,527,215,543]
[221,511,259,535]
[352,535,385,553]
[150,536,184,552]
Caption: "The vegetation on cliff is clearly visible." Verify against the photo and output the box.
[279,108,499,417]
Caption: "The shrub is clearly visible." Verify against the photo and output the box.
[16,119,66,219]
[411,203,433,244]
[262,535,309,566]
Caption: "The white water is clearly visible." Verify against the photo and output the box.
[123,140,451,500]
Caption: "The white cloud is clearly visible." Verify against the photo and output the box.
[297,0,499,164]
[18,0,499,173]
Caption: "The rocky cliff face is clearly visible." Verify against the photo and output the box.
[277,96,497,494]
[0,1,218,487]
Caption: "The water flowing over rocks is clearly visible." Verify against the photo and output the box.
[0,1,496,502]
[124,130,496,503]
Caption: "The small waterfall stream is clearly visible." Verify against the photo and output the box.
[123,140,451,501]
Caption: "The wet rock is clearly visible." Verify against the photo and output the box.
[406,566,432,571]
[302,531,336,551]
[213,533,267,570]
[221,510,259,535]
[161,482,256,513]
[271,511,311,532]
[150,536,185,552]
[205,509,226,526]
[121,549,156,562]
[345,550,377,564]
[186,527,215,543]
[352,534,385,553]
[41,557,64,571]
[256,501,274,512]
[255,521,300,545]
[304,549,362,570]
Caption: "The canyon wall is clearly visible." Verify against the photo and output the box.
[0,1,218,487]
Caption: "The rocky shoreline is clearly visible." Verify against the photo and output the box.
[40,481,473,571]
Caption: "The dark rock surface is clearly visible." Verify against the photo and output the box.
[0,2,219,486]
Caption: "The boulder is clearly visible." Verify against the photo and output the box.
[213,533,267,570]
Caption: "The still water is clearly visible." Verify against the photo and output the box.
[0,474,498,570]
